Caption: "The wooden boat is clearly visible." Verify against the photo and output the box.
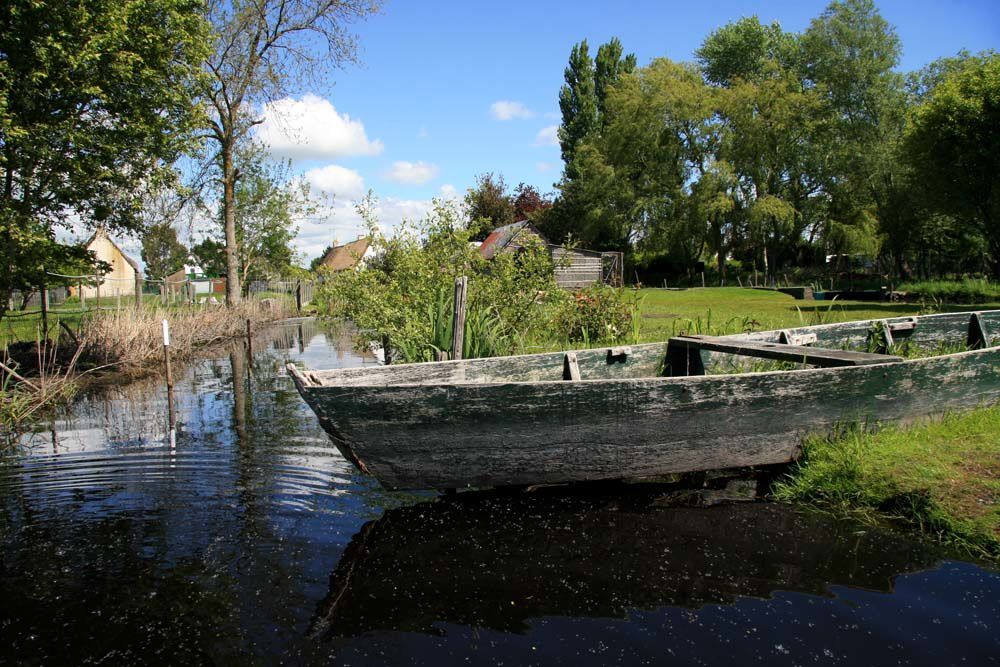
[288,310,1000,490]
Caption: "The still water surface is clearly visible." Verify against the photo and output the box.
[1,320,998,665]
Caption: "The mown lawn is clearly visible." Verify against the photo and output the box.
[634,287,999,341]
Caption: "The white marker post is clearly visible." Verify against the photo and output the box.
[162,319,176,432]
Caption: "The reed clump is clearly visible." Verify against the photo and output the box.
[1,342,82,444]
[79,300,292,373]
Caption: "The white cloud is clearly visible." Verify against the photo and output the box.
[304,164,366,201]
[438,184,458,200]
[490,100,536,121]
[534,124,559,147]
[383,160,439,185]
[294,197,436,262]
[256,94,383,161]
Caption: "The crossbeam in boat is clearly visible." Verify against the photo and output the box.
[665,335,902,376]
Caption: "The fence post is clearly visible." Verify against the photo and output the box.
[79,281,86,311]
[95,274,101,310]
[451,275,468,361]
[116,289,121,311]
[39,274,49,341]
[160,281,167,306]
[135,275,143,309]
[295,281,302,314]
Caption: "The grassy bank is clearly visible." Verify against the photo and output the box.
[773,407,1000,559]
[634,287,1000,340]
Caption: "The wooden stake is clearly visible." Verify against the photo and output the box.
[162,319,175,430]
[382,334,392,366]
[295,281,302,314]
[116,289,121,311]
[79,281,86,311]
[451,275,468,361]
[95,276,100,310]
[135,275,143,309]
[246,319,253,360]
[160,282,167,306]
[39,276,49,340]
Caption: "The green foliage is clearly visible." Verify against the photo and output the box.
[905,52,1000,276]
[142,223,188,279]
[230,144,313,282]
[0,0,208,313]
[191,237,226,277]
[551,285,638,344]
[464,172,515,241]
[315,196,562,363]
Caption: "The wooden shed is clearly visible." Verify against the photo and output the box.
[479,220,606,289]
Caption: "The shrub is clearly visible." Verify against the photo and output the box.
[551,285,637,344]
[315,196,561,362]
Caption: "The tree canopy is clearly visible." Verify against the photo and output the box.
[540,1,999,281]
[0,0,207,316]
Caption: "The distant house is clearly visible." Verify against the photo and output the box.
[317,237,373,272]
[166,263,221,296]
[479,220,611,289]
[75,228,141,298]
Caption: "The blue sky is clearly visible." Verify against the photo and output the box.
[262,0,998,262]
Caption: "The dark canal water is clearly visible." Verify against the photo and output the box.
[2,320,999,665]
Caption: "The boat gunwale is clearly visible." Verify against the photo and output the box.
[287,309,1000,390]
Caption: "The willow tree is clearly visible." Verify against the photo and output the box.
[201,0,380,305]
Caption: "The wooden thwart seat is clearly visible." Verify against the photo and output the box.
[665,335,902,376]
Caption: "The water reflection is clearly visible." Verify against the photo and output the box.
[1,319,999,665]
[311,490,945,639]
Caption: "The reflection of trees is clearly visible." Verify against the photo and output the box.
[1,319,392,661]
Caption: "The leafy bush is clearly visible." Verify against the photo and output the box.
[550,285,637,344]
[315,196,562,362]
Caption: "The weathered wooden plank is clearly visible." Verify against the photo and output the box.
[292,345,1000,489]
[563,352,581,381]
[669,335,901,367]
[968,312,990,350]
[778,330,817,346]
[451,276,468,360]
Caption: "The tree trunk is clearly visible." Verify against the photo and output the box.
[717,249,726,286]
[222,138,241,306]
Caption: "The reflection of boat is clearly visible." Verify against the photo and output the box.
[309,491,942,639]
[288,311,1000,490]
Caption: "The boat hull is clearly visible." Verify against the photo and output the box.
[289,311,1000,490]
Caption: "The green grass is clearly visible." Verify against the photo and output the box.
[898,278,1000,304]
[773,407,1000,560]
[633,287,1000,341]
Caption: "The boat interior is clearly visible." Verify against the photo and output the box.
[289,310,1000,388]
